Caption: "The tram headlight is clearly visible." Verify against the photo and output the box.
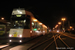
[30,31,32,33]
[9,34,13,37]
[19,40,22,42]
[9,40,12,42]
[18,35,22,38]
[20,35,22,37]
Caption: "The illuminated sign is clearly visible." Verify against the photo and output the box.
[33,29,37,31]
[16,15,22,17]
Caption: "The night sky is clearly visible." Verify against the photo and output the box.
[0,1,75,28]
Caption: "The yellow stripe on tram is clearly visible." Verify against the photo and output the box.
[13,32,17,37]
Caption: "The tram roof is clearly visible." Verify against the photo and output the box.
[25,10,47,28]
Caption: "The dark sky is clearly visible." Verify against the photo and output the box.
[0,1,75,28]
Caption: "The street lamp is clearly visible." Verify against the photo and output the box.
[58,22,61,32]
[61,18,66,21]
[70,26,72,29]
[58,22,61,25]
[61,18,66,32]
[55,25,58,32]
[55,25,58,28]
[1,17,4,20]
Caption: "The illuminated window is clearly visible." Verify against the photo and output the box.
[16,15,22,17]
[32,22,34,26]
[15,21,18,23]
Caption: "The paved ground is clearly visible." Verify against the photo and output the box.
[0,32,75,50]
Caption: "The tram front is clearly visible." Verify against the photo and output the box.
[9,8,30,43]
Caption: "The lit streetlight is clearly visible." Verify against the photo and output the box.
[1,17,4,20]
[70,26,72,29]
[54,25,58,32]
[55,25,58,28]
[61,18,66,32]
[58,22,61,32]
[58,22,61,25]
[61,18,66,21]
[53,28,55,29]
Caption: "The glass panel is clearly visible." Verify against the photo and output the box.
[11,20,26,28]
[16,15,22,17]
[11,15,30,29]
[0,26,4,31]
[12,8,26,15]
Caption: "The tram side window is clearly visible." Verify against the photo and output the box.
[32,22,38,30]
[11,20,25,28]
[24,17,30,29]
[32,22,34,28]
[0,26,4,31]
[35,22,38,28]
[37,23,42,31]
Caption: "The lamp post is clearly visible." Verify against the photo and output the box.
[61,18,66,32]
[55,25,58,32]
[70,26,72,29]
[58,22,61,32]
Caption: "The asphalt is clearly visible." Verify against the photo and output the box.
[0,32,75,50]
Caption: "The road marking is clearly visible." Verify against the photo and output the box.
[0,45,9,49]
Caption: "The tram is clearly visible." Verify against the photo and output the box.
[0,20,7,36]
[9,8,48,42]
[0,25,6,35]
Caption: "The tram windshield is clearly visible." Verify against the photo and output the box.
[11,16,30,29]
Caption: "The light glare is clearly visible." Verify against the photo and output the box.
[9,35,12,37]
[19,35,22,37]
[9,40,12,42]
[19,40,22,42]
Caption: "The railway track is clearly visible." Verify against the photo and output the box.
[56,35,73,50]
[27,34,60,50]
[1,33,74,50]
[27,33,74,50]
[0,34,52,50]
